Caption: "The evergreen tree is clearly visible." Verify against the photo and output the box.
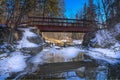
[44,0,65,17]
[83,3,87,19]
[100,0,120,27]
[32,0,65,17]
[82,0,97,28]
[87,0,96,21]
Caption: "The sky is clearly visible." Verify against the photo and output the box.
[64,0,88,18]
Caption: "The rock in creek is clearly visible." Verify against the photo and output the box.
[16,26,45,55]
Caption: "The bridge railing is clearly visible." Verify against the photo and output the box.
[28,16,97,27]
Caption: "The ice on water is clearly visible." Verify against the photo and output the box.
[0,24,120,79]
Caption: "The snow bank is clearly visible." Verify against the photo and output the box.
[86,23,120,63]
[85,47,120,64]
[73,40,82,44]
[115,23,120,33]
[89,48,120,59]
[91,29,116,47]
[89,23,120,48]
[17,28,39,49]
[0,51,30,79]
[18,28,37,37]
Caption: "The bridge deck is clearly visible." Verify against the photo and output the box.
[28,16,98,32]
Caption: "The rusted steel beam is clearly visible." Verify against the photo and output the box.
[26,16,98,33]
[28,25,96,33]
[30,21,85,27]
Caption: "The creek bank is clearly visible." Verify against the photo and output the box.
[82,23,120,48]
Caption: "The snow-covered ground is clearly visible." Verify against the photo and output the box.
[0,25,120,79]
[73,40,83,44]
[86,48,120,64]
[0,27,83,79]
[87,23,120,63]
[0,52,30,80]
[17,28,40,49]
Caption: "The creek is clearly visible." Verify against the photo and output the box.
[0,25,120,80]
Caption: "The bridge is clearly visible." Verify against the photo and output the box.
[27,16,98,33]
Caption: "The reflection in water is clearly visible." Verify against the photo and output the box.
[69,65,108,80]
[37,65,108,80]
[22,53,120,80]
[97,71,107,80]
[1,26,120,80]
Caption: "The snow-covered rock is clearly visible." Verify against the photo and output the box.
[83,23,120,48]
[82,23,120,64]
[16,27,45,55]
